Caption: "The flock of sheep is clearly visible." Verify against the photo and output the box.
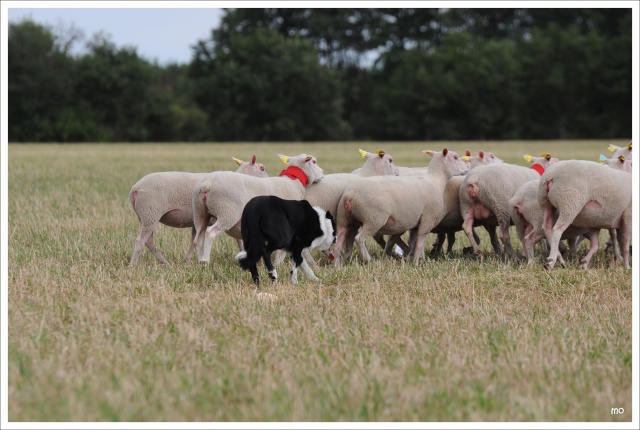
[128,141,632,283]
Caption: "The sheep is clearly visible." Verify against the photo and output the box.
[192,153,325,264]
[600,154,633,173]
[302,149,406,263]
[128,155,267,267]
[459,153,558,261]
[430,150,504,256]
[537,160,632,270]
[334,148,468,266]
[608,140,632,160]
[511,179,596,267]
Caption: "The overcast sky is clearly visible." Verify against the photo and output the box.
[8,7,224,64]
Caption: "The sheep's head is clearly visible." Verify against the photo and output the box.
[233,155,268,178]
[600,154,633,173]
[470,150,503,168]
[358,148,399,176]
[524,153,559,168]
[422,148,468,176]
[278,153,325,184]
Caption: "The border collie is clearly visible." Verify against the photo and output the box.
[235,195,336,285]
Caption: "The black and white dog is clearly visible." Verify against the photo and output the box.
[235,195,336,285]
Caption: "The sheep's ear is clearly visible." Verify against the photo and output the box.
[599,154,609,163]
[376,149,385,158]
[251,154,257,165]
[305,155,313,162]
[628,141,632,151]
[358,148,368,159]
[478,150,485,159]
[442,148,448,156]
[232,157,243,166]
[619,155,626,163]
[608,145,619,152]
[465,149,471,157]
[541,153,551,161]
[523,155,533,163]
[422,150,434,157]
[278,154,289,164]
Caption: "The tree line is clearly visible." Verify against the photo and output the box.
[8,8,632,142]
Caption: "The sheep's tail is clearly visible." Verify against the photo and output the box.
[129,190,137,208]
[236,215,265,271]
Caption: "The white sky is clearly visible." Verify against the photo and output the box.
[8,7,224,64]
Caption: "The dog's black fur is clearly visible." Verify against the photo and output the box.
[235,195,335,285]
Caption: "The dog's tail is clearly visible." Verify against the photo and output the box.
[236,214,265,271]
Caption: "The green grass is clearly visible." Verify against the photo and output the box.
[7,140,633,422]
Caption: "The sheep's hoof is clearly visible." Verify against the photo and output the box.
[579,258,589,270]
[268,270,278,282]
[198,260,208,265]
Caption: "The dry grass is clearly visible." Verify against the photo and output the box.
[7,141,633,422]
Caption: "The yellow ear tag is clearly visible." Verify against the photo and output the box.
[523,155,533,163]
[278,154,289,164]
[608,145,618,152]
[461,155,470,162]
[232,157,243,166]
[619,155,625,162]
[358,149,368,159]
[421,150,433,156]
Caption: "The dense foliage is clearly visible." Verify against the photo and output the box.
[8,8,632,142]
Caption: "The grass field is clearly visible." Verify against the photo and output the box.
[6,141,634,422]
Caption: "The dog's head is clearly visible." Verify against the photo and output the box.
[312,207,337,260]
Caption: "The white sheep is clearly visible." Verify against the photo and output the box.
[303,149,408,262]
[608,140,632,160]
[430,150,504,256]
[599,154,633,173]
[334,148,468,265]
[128,155,267,267]
[537,160,632,270]
[459,153,558,261]
[192,153,325,264]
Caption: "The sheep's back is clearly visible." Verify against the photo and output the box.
[539,160,632,226]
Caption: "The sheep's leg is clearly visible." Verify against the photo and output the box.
[483,225,501,256]
[130,228,152,267]
[183,227,198,263]
[354,231,373,263]
[579,229,601,270]
[497,218,518,261]
[608,228,621,261]
[302,248,318,267]
[410,233,429,265]
[333,225,350,267]
[462,209,482,259]
[618,227,630,269]
[144,231,170,265]
[514,218,530,262]
[200,224,226,264]
[542,204,577,270]
[193,215,211,261]
[273,249,287,266]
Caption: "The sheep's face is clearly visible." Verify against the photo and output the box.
[423,149,468,176]
[299,154,325,183]
[604,155,633,173]
[473,151,504,168]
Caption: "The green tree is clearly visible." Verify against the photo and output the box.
[73,35,154,141]
[191,27,350,141]
[8,19,76,141]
